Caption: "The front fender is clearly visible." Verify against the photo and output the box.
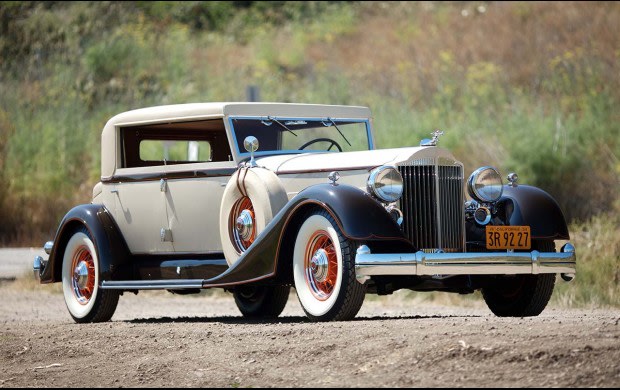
[294,183,408,242]
[496,185,570,240]
[203,183,411,287]
[39,204,131,284]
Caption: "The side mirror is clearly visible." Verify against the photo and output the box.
[244,136,259,167]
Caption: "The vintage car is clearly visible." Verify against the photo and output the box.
[33,103,576,323]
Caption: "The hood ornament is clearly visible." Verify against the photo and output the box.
[420,129,444,147]
[328,171,340,186]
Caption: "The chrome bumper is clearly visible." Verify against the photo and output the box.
[355,243,576,282]
[33,241,53,281]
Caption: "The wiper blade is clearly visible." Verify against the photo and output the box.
[328,117,352,147]
[268,116,297,137]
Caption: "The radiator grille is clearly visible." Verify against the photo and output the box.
[398,161,465,252]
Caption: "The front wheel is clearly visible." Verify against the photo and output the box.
[293,209,366,321]
[482,240,556,317]
[61,227,119,323]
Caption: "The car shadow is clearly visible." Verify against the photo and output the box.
[124,313,484,325]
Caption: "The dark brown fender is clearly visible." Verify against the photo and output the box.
[202,183,413,287]
[496,185,570,240]
[39,204,131,284]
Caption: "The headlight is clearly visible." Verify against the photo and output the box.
[367,166,403,203]
[467,166,503,202]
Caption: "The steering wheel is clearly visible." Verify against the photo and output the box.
[298,138,343,152]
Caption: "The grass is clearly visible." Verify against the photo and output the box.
[0,1,618,308]
[553,215,620,308]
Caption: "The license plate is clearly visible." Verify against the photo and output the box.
[486,226,531,250]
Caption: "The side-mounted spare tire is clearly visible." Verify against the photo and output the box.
[219,167,289,266]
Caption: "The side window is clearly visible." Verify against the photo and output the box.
[139,140,212,163]
[121,119,231,168]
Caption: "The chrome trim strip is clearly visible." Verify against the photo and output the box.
[355,244,577,279]
[101,168,237,183]
[434,159,442,249]
[101,280,204,290]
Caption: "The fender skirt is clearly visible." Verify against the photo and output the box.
[203,183,412,287]
[496,185,570,240]
[39,204,131,284]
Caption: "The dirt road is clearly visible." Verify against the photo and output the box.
[1,274,619,388]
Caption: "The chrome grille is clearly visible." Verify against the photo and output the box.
[399,160,465,252]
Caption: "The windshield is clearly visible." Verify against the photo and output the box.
[229,116,372,157]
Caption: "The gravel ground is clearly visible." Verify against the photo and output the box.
[1,275,619,388]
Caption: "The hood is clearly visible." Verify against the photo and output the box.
[255,146,459,173]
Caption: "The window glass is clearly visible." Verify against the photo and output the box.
[120,119,230,168]
[231,118,371,156]
[139,140,211,163]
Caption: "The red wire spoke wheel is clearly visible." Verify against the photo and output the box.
[293,209,366,321]
[229,196,256,253]
[304,230,338,301]
[70,246,96,305]
[61,228,119,323]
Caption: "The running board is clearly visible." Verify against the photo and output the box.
[101,279,205,290]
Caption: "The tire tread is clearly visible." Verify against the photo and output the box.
[300,209,366,322]
[482,240,556,317]
[66,226,120,324]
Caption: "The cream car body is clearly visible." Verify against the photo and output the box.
[34,102,577,323]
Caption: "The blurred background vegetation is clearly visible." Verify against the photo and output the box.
[0,1,618,307]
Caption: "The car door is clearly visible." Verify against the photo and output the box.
[164,161,237,253]
[112,167,174,254]
[114,118,234,254]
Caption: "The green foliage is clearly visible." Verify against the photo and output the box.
[553,215,620,308]
[0,1,618,307]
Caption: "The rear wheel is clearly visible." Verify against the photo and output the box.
[61,227,119,323]
[482,240,556,317]
[233,285,290,318]
[293,209,366,321]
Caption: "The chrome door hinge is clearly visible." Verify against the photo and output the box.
[160,228,173,242]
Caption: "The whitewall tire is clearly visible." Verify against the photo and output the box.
[293,209,366,321]
[61,228,119,323]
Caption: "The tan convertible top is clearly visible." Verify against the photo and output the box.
[101,103,372,179]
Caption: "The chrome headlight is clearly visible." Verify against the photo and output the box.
[467,166,503,202]
[367,166,403,203]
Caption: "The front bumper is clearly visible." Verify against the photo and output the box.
[355,243,576,282]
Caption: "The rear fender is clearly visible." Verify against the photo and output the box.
[39,204,131,284]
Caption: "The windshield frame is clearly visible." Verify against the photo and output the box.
[227,115,375,160]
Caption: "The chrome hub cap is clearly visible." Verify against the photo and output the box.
[74,261,90,290]
[235,209,254,241]
[310,249,329,282]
